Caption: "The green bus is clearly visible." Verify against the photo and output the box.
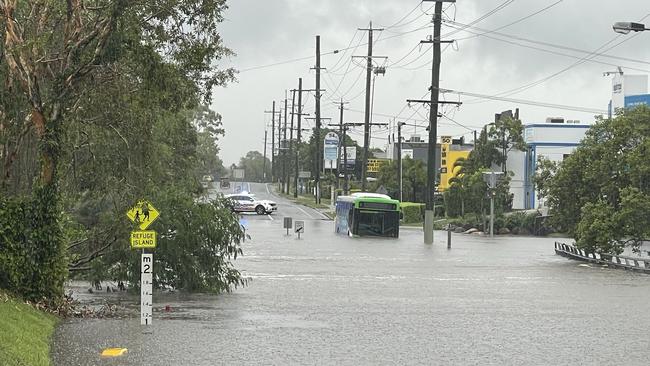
[335,193,400,238]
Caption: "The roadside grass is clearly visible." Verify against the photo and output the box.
[0,291,58,366]
[277,191,331,210]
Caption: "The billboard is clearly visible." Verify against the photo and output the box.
[323,132,339,169]
[339,147,356,170]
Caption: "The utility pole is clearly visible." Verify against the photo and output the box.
[294,78,303,198]
[330,122,387,195]
[397,122,403,202]
[357,22,384,192]
[422,0,459,244]
[291,83,321,198]
[263,129,268,182]
[283,95,288,194]
[278,104,282,187]
[336,99,349,192]
[263,102,277,182]
[314,35,324,204]
[396,121,422,202]
[289,89,296,195]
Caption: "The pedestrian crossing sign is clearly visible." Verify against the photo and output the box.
[126,201,160,230]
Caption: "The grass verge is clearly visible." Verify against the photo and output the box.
[277,192,331,210]
[0,291,58,366]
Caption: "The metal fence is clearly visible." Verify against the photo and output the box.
[554,242,650,274]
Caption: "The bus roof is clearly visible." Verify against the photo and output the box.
[350,192,392,200]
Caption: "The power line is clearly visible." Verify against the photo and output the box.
[446,19,650,66]
[439,88,609,114]
[451,26,650,74]
[440,0,516,39]
[453,0,565,41]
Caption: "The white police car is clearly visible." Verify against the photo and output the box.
[225,193,277,215]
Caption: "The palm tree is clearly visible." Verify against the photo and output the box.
[448,157,469,217]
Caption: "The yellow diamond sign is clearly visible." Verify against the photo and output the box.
[126,201,160,230]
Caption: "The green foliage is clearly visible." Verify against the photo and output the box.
[547,106,650,253]
[533,157,559,203]
[1,0,244,301]
[0,291,57,366]
[374,157,426,202]
[444,121,521,218]
[400,202,425,224]
[574,188,650,254]
[238,151,271,182]
[0,187,67,303]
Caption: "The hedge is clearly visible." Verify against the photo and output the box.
[400,202,425,224]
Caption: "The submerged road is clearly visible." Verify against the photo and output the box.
[53,183,650,365]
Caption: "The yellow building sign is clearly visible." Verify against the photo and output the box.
[130,231,157,249]
[438,139,471,191]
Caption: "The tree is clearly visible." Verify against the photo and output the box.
[546,106,650,253]
[238,151,271,183]
[533,157,559,208]
[489,116,527,172]
[0,0,241,301]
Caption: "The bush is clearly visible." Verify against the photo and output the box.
[401,202,425,224]
[0,187,67,303]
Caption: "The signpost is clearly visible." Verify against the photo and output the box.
[283,217,293,235]
[295,220,304,239]
[140,254,153,325]
[482,171,504,237]
[126,200,160,326]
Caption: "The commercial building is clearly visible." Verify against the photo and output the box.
[385,135,473,190]
[508,119,590,210]
[608,73,650,116]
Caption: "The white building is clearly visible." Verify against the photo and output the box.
[509,120,590,210]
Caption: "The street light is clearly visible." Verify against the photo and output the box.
[613,22,648,34]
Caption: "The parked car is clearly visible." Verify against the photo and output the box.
[225,194,277,215]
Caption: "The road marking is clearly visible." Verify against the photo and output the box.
[295,205,319,220]
[265,183,270,194]
[267,214,274,221]
[101,348,128,357]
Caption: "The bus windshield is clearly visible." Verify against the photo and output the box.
[356,210,400,237]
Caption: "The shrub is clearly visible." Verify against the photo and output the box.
[401,202,425,224]
[0,187,67,303]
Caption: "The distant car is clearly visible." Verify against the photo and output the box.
[225,194,277,215]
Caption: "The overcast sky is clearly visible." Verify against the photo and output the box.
[211,0,650,166]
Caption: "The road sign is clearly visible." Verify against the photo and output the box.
[130,231,156,249]
[126,201,160,230]
[141,254,153,326]
[324,132,339,168]
[441,136,452,144]
[233,168,245,179]
[284,217,293,235]
[295,220,304,239]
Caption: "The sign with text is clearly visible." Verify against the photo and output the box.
[367,159,387,173]
[401,149,413,159]
[141,254,153,326]
[130,231,156,249]
[295,221,304,233]
[323,132,339,168]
